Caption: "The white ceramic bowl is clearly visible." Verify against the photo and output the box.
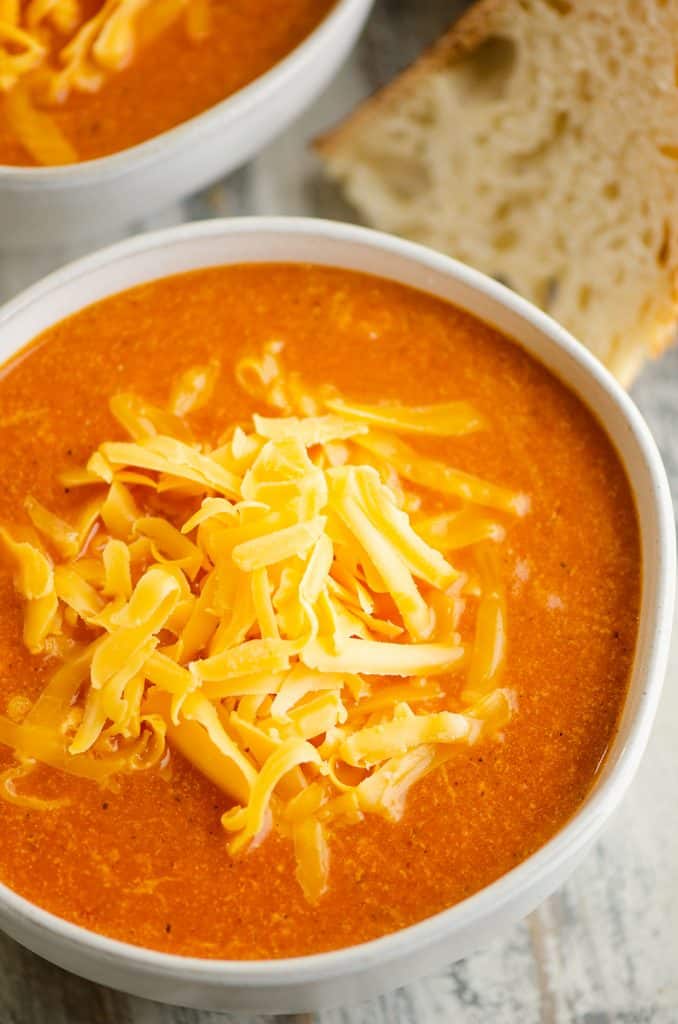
[0,0,372,249]
[0,218,674,1013]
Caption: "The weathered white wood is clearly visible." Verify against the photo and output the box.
[1,1,677,1021]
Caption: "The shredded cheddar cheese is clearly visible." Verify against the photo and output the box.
[0,1,211,164]
[0,346,524,903]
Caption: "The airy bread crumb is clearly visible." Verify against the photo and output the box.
[316,0,678,385]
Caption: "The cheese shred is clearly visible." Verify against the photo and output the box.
[0,1,212,164]
[0,343,523,903]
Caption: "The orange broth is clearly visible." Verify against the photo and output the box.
[0,0,335,166]
[0,264,640,958]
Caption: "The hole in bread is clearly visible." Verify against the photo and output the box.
[616,27,637,56]
[493,201,512,223]
[659,144,678,160]
[408,98,436,129]
[452,36,517,102]
[535,277,559,309]
[510,112,569,169]
[381,154,431,200]
[603,182,620,200]
[657,221,671,266]
[578,285,592,312]
[577,71,594,103]
[492,229,518,252]
[540,0,573,12]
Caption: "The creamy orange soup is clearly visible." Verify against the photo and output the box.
[0,1,335,166]
[0,265,640,958]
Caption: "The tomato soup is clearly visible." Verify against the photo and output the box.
[0,1,335,166]
[0,265,640,959]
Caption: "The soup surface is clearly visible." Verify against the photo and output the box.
[0,265,640,958]
[0,1,334,166]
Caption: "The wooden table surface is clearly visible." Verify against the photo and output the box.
[1,3,677,1021]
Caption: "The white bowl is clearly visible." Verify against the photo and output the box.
[0,218,674,1013]
[0,0,372,250]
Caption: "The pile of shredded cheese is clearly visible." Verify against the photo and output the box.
[0,343,526,903]
[0,0,210,164]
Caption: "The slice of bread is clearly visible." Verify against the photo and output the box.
[316,0,678,385]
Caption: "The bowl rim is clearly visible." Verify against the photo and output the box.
[0,216,674,987]
[0,0,371,182]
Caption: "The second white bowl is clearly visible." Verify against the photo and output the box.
[0,0,373,249]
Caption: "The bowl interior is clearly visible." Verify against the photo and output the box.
[0,218,673,983]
